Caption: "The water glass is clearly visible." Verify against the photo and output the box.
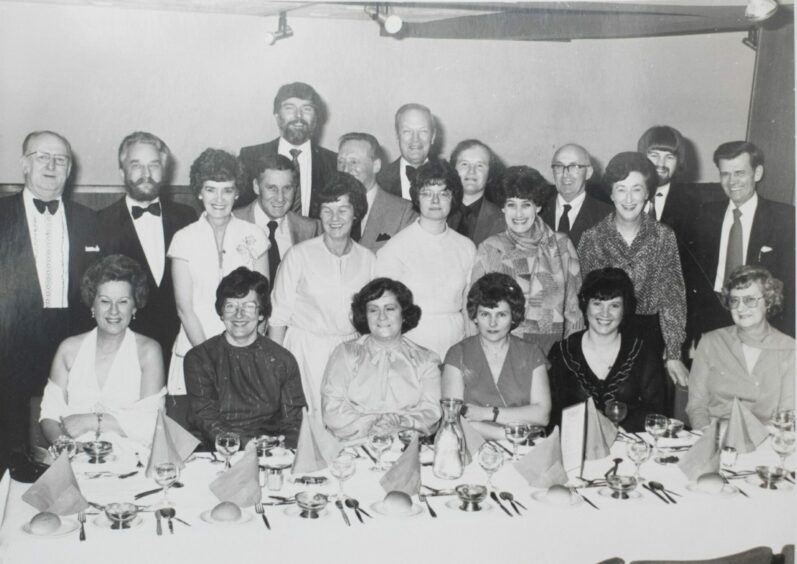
[398,429,418,451]
[720,446,738,472]
[644,414,668,462]
[215,432,241,472]
[504,422,530,461]
[605,400,628,427]
[367,431,393,471]
[154,462,179,507]
[627,440,651,481]
[477,443,504,490]
[330,452,356,498]
[772,430,796,471]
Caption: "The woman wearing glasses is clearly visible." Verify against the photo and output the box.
[686,265,794,429]
[375,159,477,359]
[471,166,583,354]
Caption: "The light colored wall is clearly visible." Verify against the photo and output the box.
[0,1,756,186]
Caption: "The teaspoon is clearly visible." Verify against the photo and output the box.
[499,491,525,514]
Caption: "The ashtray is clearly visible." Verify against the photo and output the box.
[755,465,786,490]
[82,440,113,463]
[455,484,487,511]
[607,475,638,499]
[104,502,138,530]
[295,491,328,519]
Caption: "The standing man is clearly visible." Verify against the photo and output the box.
[377,103,436,200]
[239,82,337,218]
[693,141,795,337]
[540,143,612,247]
[0,131,99,465]
[97,132,196,371]
[234,153,322,282]
[337,132,416,252]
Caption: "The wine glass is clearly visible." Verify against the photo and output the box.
[504,422,530,461]
[477,442,504,490]
[605,400,628,428]
[215,432,241,472]
[330,452,356,499]
[367,430,393,471]
[626,439,651,481]
[772,430,796,471]
[49,435,77,461]
[154,462,179,507]
[397,429,418,451]
[772,409,796,432]
[644,414,668,463]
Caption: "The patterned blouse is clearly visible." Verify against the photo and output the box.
[577,212,686,361]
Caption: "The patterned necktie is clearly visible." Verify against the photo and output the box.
[267,220,281,284]
[289,149,302,214]
[725,208,744,282]
[131,202,162,219]
[557,204,572,233]
[33,199,59,215]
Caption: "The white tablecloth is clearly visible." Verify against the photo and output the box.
[0,437,794,564]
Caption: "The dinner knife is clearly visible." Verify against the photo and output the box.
[489,491,513,517]
[575,491,600,510]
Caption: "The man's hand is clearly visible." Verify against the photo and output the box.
[666,359,689,387]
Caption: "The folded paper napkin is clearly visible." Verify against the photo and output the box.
[209,441,261,507]
[292,410,340,474]
[380,435,421,495]
[461,417,486,466]
[22,453,89,515]
[678,419,720,481]
[585,397,618,461]
[723,397,768,454]
[146,409,200,478]
[512,426,568,488]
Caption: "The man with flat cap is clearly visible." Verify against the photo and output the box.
[240,82,337,218]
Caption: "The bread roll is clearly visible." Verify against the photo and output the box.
[383,491,412,514]
[697,472,724,494]
[546,485,573,505]
[29,512,61,534]
[210,501,242,521]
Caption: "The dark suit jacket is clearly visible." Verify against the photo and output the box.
[360,186,417,252]
[447,197,506,248]
[97,197,196,365]
[233,205,322,273]
[0,192,99,452]
[540,193,612,248]
[659,183,699,246]
[239,138,337,218]
[692,196,795,337]
[376,158,403,198]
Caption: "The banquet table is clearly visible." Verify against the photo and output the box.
[0,435,794,564]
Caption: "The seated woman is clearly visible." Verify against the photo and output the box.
[185,267,306,448]
[548,267,666,432]
[442,272,551,440]
[321,278,442,441]
[40,255,166,448]
[687,265,795,430]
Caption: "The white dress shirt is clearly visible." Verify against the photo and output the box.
[714,193,758,291]
[23,188,68,308]
[253,204,293,259]
[126,196,165,284]
[653,184,671,221]
[555,191,586,230]
[361,185,378,229]
[278,138,312,216]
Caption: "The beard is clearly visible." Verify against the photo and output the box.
[125,176,163,201]
[280,118,314,146]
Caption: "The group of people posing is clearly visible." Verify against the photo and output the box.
[0,81,793,464]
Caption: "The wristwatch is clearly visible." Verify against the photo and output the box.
[459,404,469,417]
[492,406,500,422]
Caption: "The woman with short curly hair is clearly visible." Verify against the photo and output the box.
[687,265,795,429]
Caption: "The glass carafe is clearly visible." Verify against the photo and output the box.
[433,398,466,480]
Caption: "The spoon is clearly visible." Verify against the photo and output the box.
[604,458,622,478]
[499,491,525,514]
[159,508,175,534]
[345,498,371,522]
[648,481,677,504]
[418,493,437,518]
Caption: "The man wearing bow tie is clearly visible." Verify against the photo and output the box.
[98,132,196,370]
[239,82,337,219]
[0,131,99,465]
[377,103,436,200]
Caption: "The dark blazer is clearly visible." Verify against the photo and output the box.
[446,197,506,247]
[239,138,337,218]
[360,186,417,252]
[376,158,403,198]
[540,193,613,248]
[0,192,99,453]
[692,195,795,337]
[659,183,699,246]
[97,197,196,365]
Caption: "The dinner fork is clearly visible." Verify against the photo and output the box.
[254,502,271,530]
[78,511,86,541]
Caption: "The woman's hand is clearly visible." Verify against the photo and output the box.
[666,359,689,387]
[370,414,404,436]
[60,414,98,438]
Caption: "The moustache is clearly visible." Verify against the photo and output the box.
[287,119,309,129]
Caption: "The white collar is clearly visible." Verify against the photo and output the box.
[278,138,311,154]
[727,192,759,215]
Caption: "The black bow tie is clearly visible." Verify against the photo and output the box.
[33,199,59,215]
[132,202,162,219]
[405,165,418,184]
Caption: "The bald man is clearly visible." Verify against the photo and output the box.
[540,143,612,247]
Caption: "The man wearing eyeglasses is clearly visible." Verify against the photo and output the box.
[0,130,99,467]
[540,143,611,247]
[692,140,794,338]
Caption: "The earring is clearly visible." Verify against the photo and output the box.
[132,313,136,321]
[91,310,95,319]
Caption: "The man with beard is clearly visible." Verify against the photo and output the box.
[377,103,436,200]
[540,143,611,247]
[240,82,337,218]
[0,131,99,468]
[97,132,196,370]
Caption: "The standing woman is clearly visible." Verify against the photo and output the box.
[471,166,583,355]
[578,152,688,392]
[375,159,477,360]
[268,172,375,416]
[167,149,269,425]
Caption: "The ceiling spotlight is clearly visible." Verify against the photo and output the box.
[265,11,293,45]
[364,5,403,35]
[745,0,778,23]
